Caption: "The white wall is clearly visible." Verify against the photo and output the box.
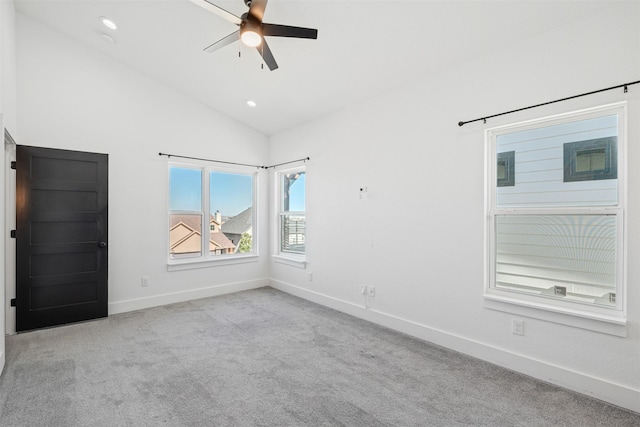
[13,13,270,330]
[269,3,640,412]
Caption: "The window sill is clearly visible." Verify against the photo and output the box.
[483,293,627,337]
[168,254,259,272]
[272,254,306,269]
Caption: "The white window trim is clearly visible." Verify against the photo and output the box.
[272,254,306,269]
[168,255,259,271]
[483,102,627,335]
[167,160,260,270]
[274,165,306,266]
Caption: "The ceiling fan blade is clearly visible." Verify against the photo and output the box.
[248,0,268,22]
[262,23,318,39]
[257,39,278,71]
[190,0,242,25]
[203,30,240,53]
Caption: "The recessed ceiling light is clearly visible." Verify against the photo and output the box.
[101,34,115,44]
[246,100,257,108]
[100,17,118,30]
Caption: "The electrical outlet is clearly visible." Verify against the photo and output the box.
[141,276,150,287]
[367,286,375,297]
[361,285,367,295]
[512,319,524,336]
[308,272,313,282]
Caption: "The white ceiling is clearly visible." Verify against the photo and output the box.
[15,0,611,136]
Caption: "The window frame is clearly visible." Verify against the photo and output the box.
[273,165,306,268]
[484,102,627,334]
[167,161,259,270]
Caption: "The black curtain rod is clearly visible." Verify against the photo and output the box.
[159,152,265,168]
[268,157,310,169]
[158,152,309,169]
[458,79,640,127]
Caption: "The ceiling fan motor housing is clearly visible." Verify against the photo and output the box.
[240,17,262,47]
[192,0,318,71]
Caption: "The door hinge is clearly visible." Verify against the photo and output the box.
[11,161,16,169]
[10,299,17,307]
[10,230,16,238]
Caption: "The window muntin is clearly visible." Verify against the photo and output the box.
[169,164,256,262]
[486,104,625,317]
[279,168,306,255]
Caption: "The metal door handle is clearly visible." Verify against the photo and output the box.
[98,242,107,248]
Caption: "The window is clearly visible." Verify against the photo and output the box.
[169,163,256,263]
[485,103,626,326]
[278,167,306,256]
[563,137,617,182]
[497,151,515,187]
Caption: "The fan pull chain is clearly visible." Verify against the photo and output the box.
[260,44,264,70]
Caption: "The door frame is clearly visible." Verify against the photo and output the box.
[14,145,108,331]
[4,127,16,339]
[1,120,7,370]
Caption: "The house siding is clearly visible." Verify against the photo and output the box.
[496,114,618,207]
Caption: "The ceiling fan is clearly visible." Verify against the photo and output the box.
[190,0,318,71]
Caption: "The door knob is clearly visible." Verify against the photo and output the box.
[98,242,107,248]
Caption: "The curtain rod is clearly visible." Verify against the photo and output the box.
[458,79,639,127]
[268,157,310,169]
[158,152,309,169]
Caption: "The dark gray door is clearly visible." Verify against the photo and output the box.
[16,145,108,332]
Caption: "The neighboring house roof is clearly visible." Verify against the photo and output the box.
[170,214,220,230]
[170,224,203,254]
[170,223,197,251]
[210,232,235,249]
[169,215,235,253]
[221,207,252,235]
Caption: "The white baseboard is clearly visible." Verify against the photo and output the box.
[269,279,640,414]
[109,278,269,315]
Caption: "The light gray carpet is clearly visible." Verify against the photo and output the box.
[0,287,638,426]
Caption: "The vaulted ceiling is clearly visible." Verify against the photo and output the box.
[15,0,611,135]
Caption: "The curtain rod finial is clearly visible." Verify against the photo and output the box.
[458,121,465,127]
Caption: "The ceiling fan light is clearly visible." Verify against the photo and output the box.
[241,30,262,47]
